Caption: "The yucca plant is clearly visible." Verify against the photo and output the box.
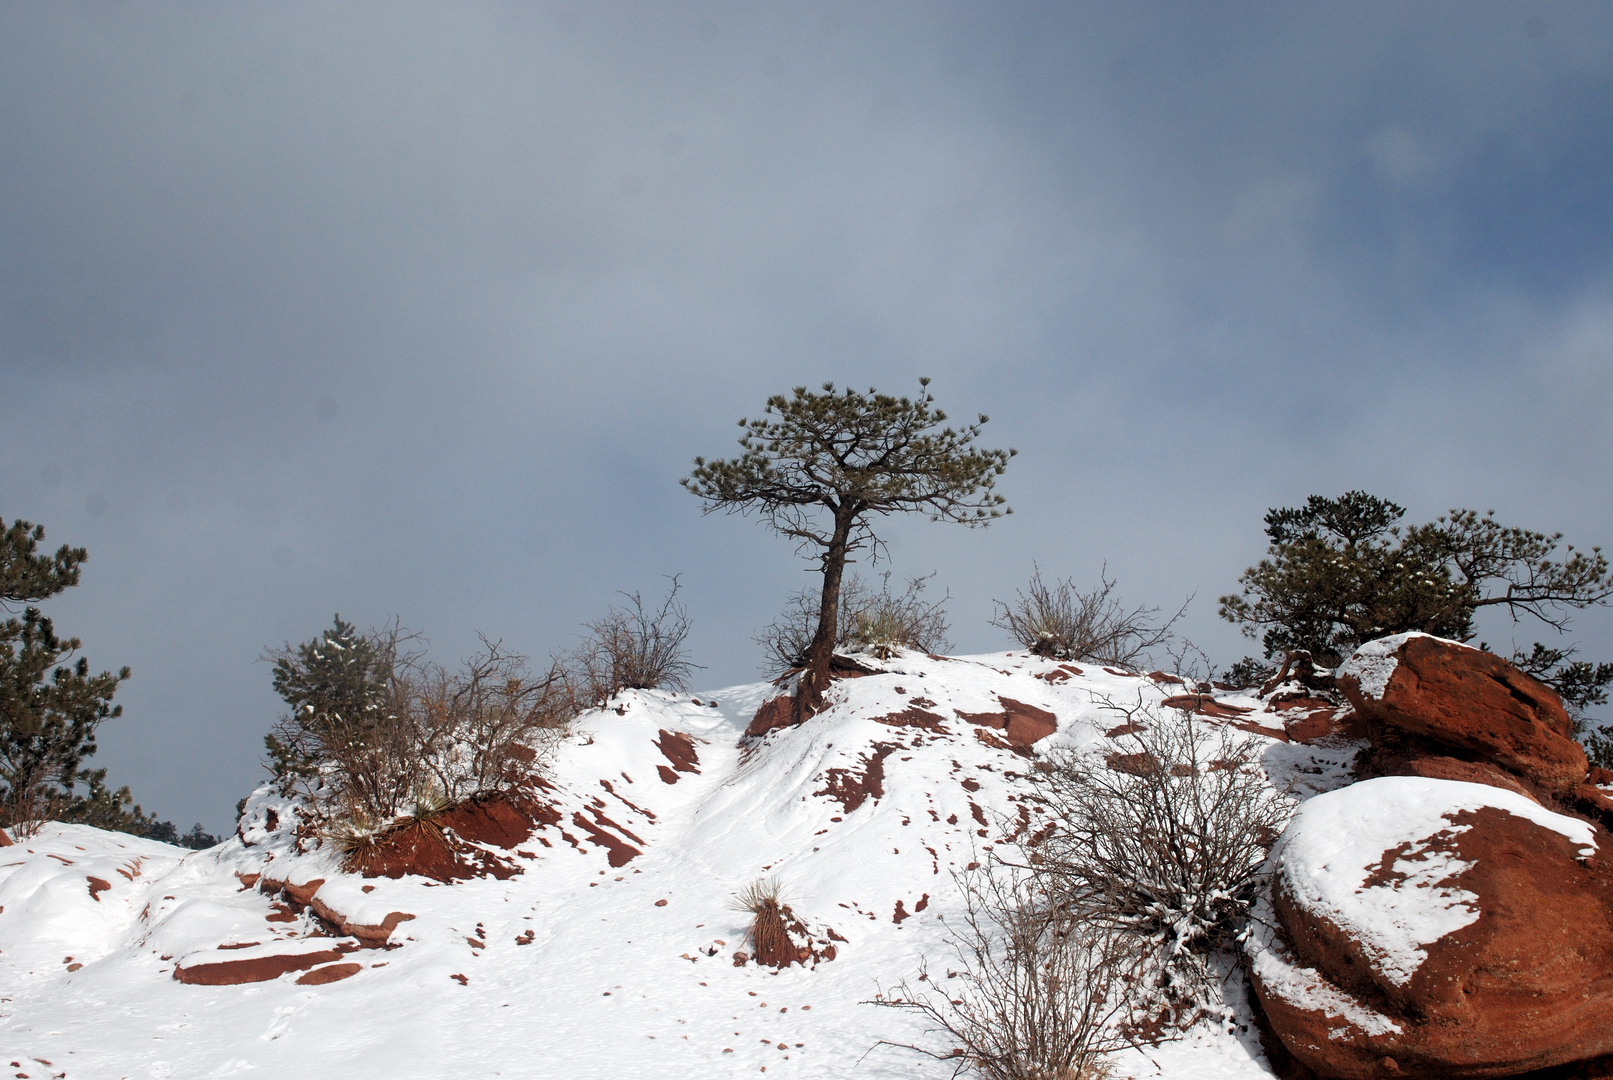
[734,877,799,968]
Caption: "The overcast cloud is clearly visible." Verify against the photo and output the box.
[3,2,1611,833]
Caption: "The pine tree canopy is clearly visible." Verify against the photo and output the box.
[1219,491,1613,666]
[0,518,131,832]
[682,380,1015,555]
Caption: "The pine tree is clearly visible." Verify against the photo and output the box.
[684,380,1013,720]
[263,615,393,786]
[1220,492,1613,666]
[0,518,132,835]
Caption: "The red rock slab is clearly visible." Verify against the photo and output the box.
[955,697,1058,748]
[998,697,1058,745]
[295,961,363,986]
[655,730,700,775]
[175,948,345,986]
[86,876,111,901]
[1161,694,1254,720]
[746,695,794,737]
[1256,804,1613,1078]
[1337,635,1587,796]
[306,897,416,948]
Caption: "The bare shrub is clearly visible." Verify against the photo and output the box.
[873,860,1142,1079]
[1029,697,1293,1012]
[992,565,1187,668]
[734,876,798,967]
[756,571,950,675]
[266,623,572,833]
[573,576,701,706]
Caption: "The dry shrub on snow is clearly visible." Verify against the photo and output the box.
[874,860,1141,1080]
[1030,697,1294,1011]
[267,623,572,837]
[991,565,1186,669]
[756,571,950,675]
[573,576,700,707]
[734,876,799,967]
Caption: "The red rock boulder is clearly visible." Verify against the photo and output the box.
[1336,633,1587,796]
[1249,775,1613,1079]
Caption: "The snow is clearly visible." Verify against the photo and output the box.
[1269,776,1596,988]
[1334,631,1472,699]
[0,652,1286,1079]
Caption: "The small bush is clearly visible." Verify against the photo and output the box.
[756,572,951,675]
[1030,697,1293,1013]
[573,576,700,706]
[264,619,572,833]
[874,860,1141,1079]
[734,876,798,968]
[992,565,1185,669]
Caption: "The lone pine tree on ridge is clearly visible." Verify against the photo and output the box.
[683,379,1014,722]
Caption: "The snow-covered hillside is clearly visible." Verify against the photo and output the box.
[0,652,1334,1079]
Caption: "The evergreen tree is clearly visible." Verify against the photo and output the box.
[263,614,392,785]
[1220,492,1613,666]
[684,380,1013,720]
[1220,492,1613,763]
[0,518,132,834]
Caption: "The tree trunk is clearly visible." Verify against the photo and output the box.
[795,513,854,723]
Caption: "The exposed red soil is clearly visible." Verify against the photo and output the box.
[295,961,363,985]
[1233,720,1289,742]
[873,706,952,734]
[308,901,416,948]
[175,948,346,986]
[815,743,898,813]
[746,695,795,737]
[954,696,1058,748]
[568,809,643,867]
[86,876,111,901]
[343,795,541,882]
[1266,697,1365,743]
[654,730,701,778]
[892,899,911,923]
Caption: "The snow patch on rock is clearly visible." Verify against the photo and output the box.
[1274,776,1596,987]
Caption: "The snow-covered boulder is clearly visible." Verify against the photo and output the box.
[1249,776,1613,1079]
[1336,633,1587,796]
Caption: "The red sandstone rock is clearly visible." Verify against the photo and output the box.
[295,961,363,986]
[1337,635,1587,795]
[175,948,345,986]
[746,695,794,737]
[1161,694,1254,721]
[1253,790,1613,1078]
[997,697,1058,745]
[306,897,416,948]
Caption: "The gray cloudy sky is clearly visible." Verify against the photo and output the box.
[4,2,1611,833]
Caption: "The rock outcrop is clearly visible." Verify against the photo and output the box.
[1251,634,1613,1079]
[1337,633,1587,796]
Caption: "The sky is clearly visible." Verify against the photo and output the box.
[3,2,1612,834]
